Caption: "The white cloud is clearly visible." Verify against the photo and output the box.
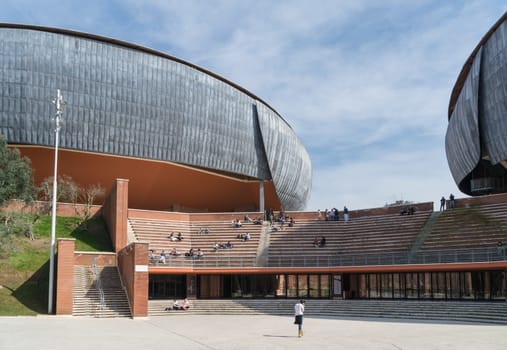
[1,0,506,211]
[308,145,460,211]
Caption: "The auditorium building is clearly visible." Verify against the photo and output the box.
[1,21,506,320]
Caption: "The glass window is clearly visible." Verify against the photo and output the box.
[404,273,416,299]
[448,272,461,299]
[380,273,392,298]
[309,275,320,298]
[393,273,403,298]
[431,272,446,299]
[472,271,486,299]
[333,275,342,297]
[369,274,380,298]
[298,275,308,298]
[287,275,297,298]
[421,273,431,299]
[276,275,286,298]
[462,272,474,299]
[149,274,186,299]
[491,271,506,300]
[357,274,367,298]
[320,275,331,298]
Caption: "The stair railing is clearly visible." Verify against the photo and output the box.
[92,257,105,317]
[115,265,133,317]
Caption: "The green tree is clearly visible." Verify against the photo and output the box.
[0,135,34,206]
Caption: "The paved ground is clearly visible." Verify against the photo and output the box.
[1,315,506,350]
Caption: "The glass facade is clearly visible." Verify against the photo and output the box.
[349,271,507,300]
[149,271,506,300]
[149,274,186,299]
[0,25,311,210]
[195,274,332,299]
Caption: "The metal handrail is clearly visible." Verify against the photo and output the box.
[150,254,258,268]
[92,257,105,316]
[266,247,507,268]
[149,247,507,268]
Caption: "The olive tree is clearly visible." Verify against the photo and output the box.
[0,134,34,206]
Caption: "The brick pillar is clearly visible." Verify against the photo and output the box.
[118,242,149,317]
[102,178,129,253]
[114,179,129,252]
[56,238,75,315]
[132,242,149,317]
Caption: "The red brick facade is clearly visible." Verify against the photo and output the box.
[455,193,507,207]
[102,178,129,252]
[2,199,101,217]
[118,242,149,317]
[56,239,75,315]
[74,252,116,266]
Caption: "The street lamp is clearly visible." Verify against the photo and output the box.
[48,89,65,314]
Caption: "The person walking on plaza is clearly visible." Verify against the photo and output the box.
[294,299,305,337]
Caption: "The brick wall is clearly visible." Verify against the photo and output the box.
[128,209,190,221]
[74,252,116,266]
[455,193,507,207]
[2,199,101,217]
[56,238,75,315]
[128,202,435,224]
[102,178,129,252]
[118,242,148,317]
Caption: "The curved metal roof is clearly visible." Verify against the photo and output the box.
[0,23,312,210]
[448,11,507,119]
[0,22,291,129]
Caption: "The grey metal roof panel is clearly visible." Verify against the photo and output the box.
[0,26,312,210]
[445,47,482,186]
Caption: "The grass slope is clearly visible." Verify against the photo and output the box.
[0,215,112,315]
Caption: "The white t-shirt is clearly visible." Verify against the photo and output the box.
[294,302,304,316]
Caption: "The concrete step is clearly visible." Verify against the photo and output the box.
[72,265,131,318]
[148,299,507,324]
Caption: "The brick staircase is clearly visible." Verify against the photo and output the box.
[148,299,507,324]
[73,265,131,317]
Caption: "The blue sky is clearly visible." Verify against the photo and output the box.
[2,0,507,211]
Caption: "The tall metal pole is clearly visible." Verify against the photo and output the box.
[48,89,64,314]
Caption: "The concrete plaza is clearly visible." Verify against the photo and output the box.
[1,314,506,350]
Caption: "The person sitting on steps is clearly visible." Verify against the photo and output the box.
[166,298,189,311]
[159,250,167,263]
[313,236,326,248]
[170,247,181,256]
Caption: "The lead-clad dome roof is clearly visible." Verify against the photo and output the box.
[446,11,507,195]
[0,24,311,210]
